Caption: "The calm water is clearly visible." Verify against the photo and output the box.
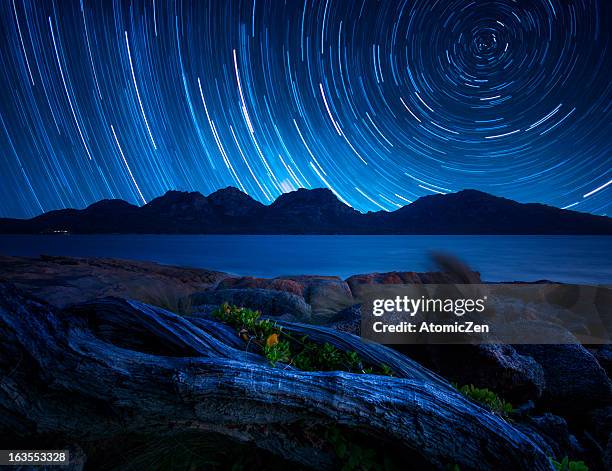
[0,235,610,284]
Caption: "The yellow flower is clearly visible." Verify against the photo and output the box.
[266,333,279,347]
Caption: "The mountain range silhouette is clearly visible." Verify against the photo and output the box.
[0,187,610,234]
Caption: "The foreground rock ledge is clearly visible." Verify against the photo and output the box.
[0,284,553,470]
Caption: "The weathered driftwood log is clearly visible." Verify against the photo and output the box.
[0,284,553,470]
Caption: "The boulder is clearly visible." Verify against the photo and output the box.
[586,407,612,447]
[591,345,612,377]
[414,344,545,403]
[515,339,612,414]
[282,276,353,321]
[325,304,361,335]
[516,414,584,463]
[346,270,482,298]
[215,275,354,321]
[190,288,312,321]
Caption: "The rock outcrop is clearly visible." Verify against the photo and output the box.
[515,342,612,414]
[0,283,555,470]
[0,255,609,469]
[0,255,227,308]
[417,344,546,403]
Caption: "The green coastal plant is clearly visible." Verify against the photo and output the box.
[454,384,514,417]
[213,303,263,332]
[212,303,393,376]
[293,341,363,372]
[263,339,291,365]
[551,457,589,471]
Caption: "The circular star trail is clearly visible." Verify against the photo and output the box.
[0,0,610,218]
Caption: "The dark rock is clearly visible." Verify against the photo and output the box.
[577,431,608,471]
[190,288,312,321]
[517,414,569,459]
[530,414,573,454]
[512,400,536,419]
[515,425,555,460]
[515,339,612,414]
[325,304,361,335]
[591,345,612,377]
[605,435,612,471]
[517,413,586,463]
[189,304,220,318]
[586,407,612,446]
[419,344,545,403]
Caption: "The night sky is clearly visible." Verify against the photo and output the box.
[0,0,610,218]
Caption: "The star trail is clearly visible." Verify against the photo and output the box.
[0,0,610,218]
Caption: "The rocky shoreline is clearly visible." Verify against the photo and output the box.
[0,255,610,470]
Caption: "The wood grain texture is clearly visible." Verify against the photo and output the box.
[0,285,553,470]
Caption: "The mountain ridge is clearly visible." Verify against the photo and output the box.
[0,187,610,234]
